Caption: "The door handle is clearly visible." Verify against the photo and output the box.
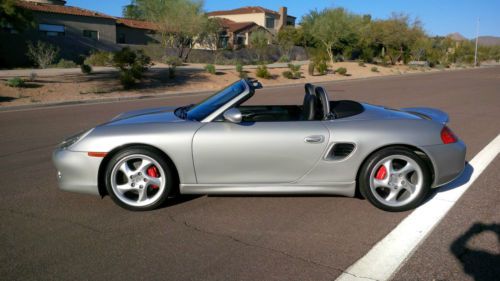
[304,135,324,143]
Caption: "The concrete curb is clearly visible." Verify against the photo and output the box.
[0,65,495,113]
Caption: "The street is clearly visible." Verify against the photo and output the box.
[0,67,499,280]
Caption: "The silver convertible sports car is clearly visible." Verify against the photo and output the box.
[53,79,466,212]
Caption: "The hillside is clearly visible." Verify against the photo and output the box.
[477,36,500,46]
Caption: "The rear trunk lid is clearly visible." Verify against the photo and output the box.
[400,107,449,124]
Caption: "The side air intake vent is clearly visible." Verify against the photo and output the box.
[328,143,355,160]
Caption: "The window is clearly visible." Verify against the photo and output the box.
[265,16,275,29]
[39,23,65,36]
[2,23,18,34]
[117,33,125,44]
[83,30,99,40]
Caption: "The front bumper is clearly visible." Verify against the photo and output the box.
[52,148,103,196]
[422,140,467,187]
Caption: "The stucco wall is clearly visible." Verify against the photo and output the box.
[116,26,158,45]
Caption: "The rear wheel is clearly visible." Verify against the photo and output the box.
[359,147,431,212]
[105,147,173,211]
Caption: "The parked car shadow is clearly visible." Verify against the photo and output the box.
[450,222,500,281]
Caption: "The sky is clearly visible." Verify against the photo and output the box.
[67,0,500,38]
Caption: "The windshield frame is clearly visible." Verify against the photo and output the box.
[181,80,251,122]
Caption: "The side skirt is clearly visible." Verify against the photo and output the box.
[179,181,356,197]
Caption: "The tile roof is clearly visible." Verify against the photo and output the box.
[217,18,258,33]
[116,18,159,30]
[208,6,295,18]
[16,1,114,19]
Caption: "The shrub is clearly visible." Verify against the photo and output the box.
[316,60,328,75]
[204,64,216,75]
[26,41,60,69]
[256,64,271,79]
[54,59,77,68]
[308,63,315,76]
[80,64,92,74]
[164,56,183,67]
[282,71,294,79]
[120,71,136,89]
[335,67,347,76]
[278,55,291,63]
[84,51,113,66]
[371,66,379,72]
[235,63,244,73]
[358,61,366,67]
[282,64,301,79]
[113,47,151,88]
[6,77,25,88]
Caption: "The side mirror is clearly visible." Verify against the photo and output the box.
[223,108,242,123]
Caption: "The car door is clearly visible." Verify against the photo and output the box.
[192,121,330,184]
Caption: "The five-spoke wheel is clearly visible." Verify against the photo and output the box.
[359,147,431,212]
[105,147,173,211]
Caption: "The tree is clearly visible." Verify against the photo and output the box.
[26,41,59,69]
[368,14,424,64]
[276,26,301,59]
[301,8,361,66]
[135,0,214,62]
[0,0,34,31]
[122,0,144,20]
[250,30,270,62]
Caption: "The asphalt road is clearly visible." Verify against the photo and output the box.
[0,67,499,280]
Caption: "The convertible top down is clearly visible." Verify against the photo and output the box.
[53,79,466,211]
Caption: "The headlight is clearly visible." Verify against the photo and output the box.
[58,129,93,149]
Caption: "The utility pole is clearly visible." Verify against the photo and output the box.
[474,18,480,67]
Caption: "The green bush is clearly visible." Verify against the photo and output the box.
[235,63,244,73]
[54,59,77,68]
[120,71,136,89]
[80,64,92,74]
[282,64,301,79]
[6,77,25,88]
[204,64,216,75]
[256,64,272,79]
[84,51,113,66]
[164,56,183,67]
[113,47,152,89]
[316,60,328,75]
[335,67,347,76]
[278,55,291,63]
[371,66,379,72]
[282,71,294,79]
[308,63,315,76]
[358,61,366,67]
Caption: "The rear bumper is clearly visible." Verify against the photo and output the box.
[422,140,467,187]
[52,148,102,196]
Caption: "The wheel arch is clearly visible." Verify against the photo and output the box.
[97,143,180,197]
[355,144,435,198]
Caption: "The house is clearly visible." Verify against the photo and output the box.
[207,6,295,34]
[0,0,158,67]
[206,6,295,50]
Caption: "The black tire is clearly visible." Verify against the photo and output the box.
[105,147,174,211]
[359,147,431,212]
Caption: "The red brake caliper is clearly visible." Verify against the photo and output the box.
[146,166,160,189]
[375,165,387,180]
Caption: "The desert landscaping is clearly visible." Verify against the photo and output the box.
[0,61,467,107]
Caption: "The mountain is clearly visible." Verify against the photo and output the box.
[477,36,500,46]
[447,32,467,41]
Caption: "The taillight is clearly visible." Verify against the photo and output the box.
[441,126,457,144]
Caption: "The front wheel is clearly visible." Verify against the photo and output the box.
[359,147,431,212]
[105,147,173,211]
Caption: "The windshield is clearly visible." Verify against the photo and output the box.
[182,80,247,121]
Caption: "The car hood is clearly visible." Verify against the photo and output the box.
[100,106,183,126]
